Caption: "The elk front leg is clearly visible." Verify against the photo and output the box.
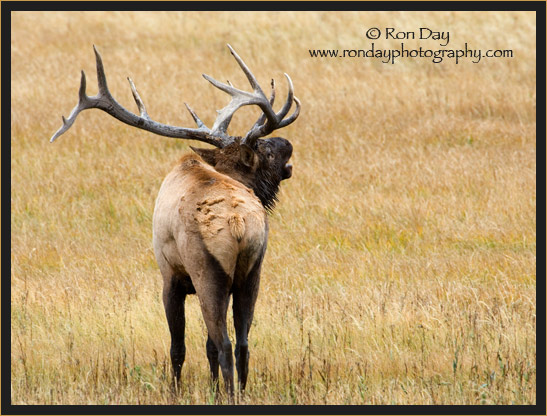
[163,276,188,388]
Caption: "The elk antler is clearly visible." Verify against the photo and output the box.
[203,44,301,148]
[50,46,230,147]
[50,45,300,148]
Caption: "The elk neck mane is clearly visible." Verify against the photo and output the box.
[252,165,282,212]
[177,153,282,212]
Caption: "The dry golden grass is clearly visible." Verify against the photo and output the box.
[11,11,536,405]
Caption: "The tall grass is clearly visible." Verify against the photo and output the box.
[11,11,536,405]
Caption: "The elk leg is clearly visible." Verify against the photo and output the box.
[163,276,187,387]
[206,335,219,386]
[206,292,232,391]
[233,294,252,392]
[200,294,234,397]
[233,254,263,392]
[183,237,235,396]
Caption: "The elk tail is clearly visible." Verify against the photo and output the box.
[228,213,245,242]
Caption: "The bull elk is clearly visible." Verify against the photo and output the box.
[50,45,300,397]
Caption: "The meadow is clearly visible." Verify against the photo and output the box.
[10,11,537,405]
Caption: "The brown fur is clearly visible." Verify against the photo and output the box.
[153,152,266,395]
[155,135,292,398]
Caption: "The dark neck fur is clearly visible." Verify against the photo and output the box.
[252,168,282,212]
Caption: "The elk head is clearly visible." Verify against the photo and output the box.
[50,45,300,209]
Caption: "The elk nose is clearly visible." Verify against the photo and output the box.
[283,163,293,179]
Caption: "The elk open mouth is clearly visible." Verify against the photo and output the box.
[283,163,293,179]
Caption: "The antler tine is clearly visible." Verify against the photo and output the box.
[275,74,295,121]
[278,96,301,128]
[244,73,301,144]
[201,73,272,135]
[50,46,231,147]
[94,45,109,96]
[202,44,279,136]
[184,103,207,129]
[128,77,150,119]
[50,70,90,142]
[226,44,269,101]
[250,79,276,132]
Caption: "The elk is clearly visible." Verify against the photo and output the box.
[50,45,300,396]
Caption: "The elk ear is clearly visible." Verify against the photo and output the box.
[190,146,217,166]
[239,143,258,169]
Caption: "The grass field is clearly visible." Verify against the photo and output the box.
[10,11,537,405]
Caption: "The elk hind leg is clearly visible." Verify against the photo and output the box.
[206,335,219,384]
[206,298,232,398]
[233,251,264,392]
[194,271,234,395]
[200,294,234,396]
[163,275,188,388]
